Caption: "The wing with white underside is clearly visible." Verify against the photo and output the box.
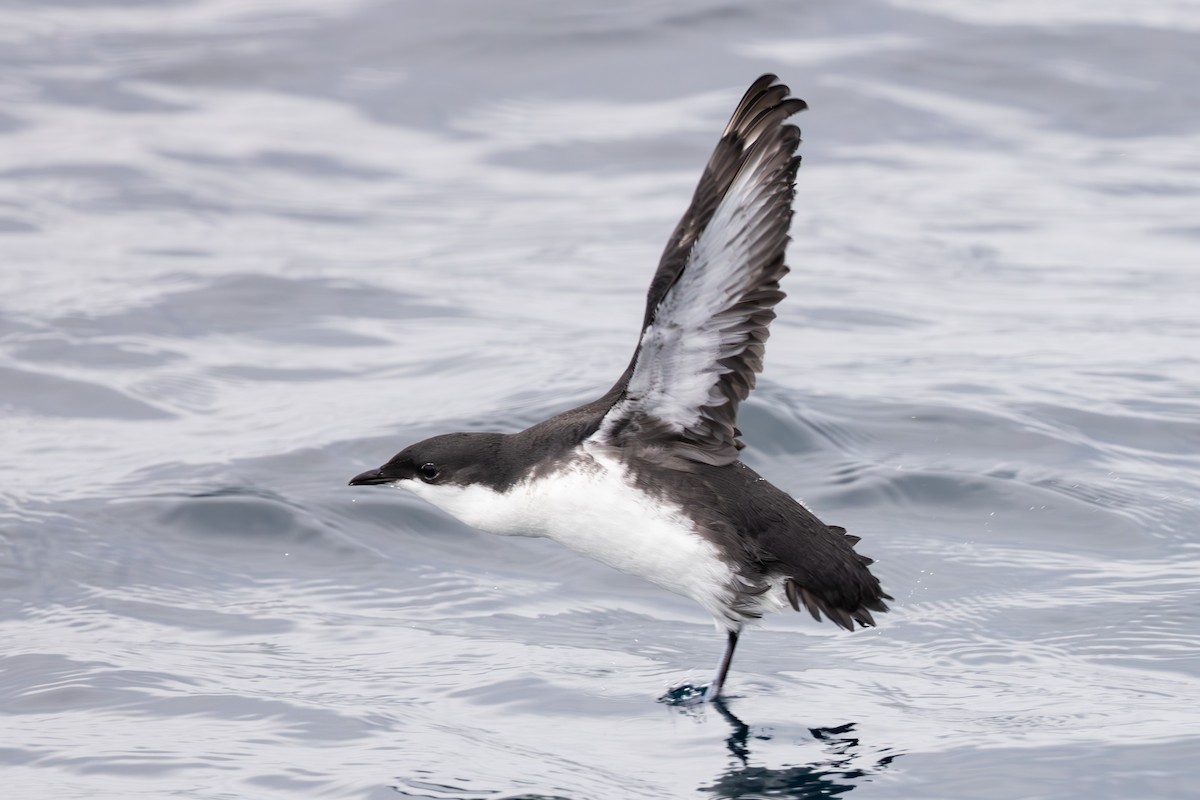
[591,75,805,466]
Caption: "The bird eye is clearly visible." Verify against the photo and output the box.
[419,463,439,482]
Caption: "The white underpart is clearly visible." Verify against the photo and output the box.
[598,142,776,438]
[398,445,740,626]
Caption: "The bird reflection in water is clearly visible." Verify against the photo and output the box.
[688,701,899,799]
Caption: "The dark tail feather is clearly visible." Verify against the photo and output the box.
[785,578,802,613]
[785,576,891,632]
[830,525,862,547]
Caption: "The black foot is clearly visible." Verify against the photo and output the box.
[658,683,709,706]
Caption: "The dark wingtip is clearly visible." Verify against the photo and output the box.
[723,75,807,140]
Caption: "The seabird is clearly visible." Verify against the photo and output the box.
[350,75,891,702]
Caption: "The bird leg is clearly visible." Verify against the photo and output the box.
[705,627,741,702]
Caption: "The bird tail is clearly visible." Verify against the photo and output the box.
[784,526,893,631]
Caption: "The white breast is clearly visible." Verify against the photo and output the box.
[400,445,739,623]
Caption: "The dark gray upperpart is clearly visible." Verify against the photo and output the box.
[351,74,892,630]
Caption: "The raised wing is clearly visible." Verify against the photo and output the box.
[592,75,805,466]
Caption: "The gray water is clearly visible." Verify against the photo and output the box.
[2,1,1199,798]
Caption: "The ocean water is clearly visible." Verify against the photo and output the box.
[2,1,1199,798]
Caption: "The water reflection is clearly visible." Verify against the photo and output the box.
[698,702,898,800]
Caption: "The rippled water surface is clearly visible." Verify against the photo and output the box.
[3,1,1199,798]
